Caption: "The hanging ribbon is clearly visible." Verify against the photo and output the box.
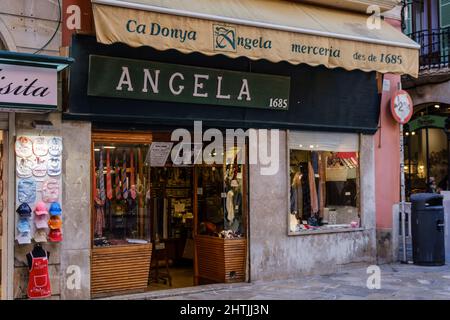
[93,154,98,200]
[115,154,122,200]
[137,147,143,207]
[106,149,113,200]
[130,149,136,199]
[122,150,128,199]
[98,149,106,202]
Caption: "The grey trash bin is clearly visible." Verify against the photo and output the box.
[411,193,445,266]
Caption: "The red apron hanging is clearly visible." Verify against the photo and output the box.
[27,251,51,299]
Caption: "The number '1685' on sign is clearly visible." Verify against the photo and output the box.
[269,98,288,109]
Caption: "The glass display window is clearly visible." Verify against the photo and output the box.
[288,131,361,234]
[92,133,152,247]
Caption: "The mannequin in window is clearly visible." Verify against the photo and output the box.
[225,180,242,233]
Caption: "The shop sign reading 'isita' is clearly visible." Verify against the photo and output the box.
[87,55,290,110]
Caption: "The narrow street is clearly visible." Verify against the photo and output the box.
[107,263,450,300]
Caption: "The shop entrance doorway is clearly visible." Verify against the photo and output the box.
[91,131,247,297]
[146,134,247,291]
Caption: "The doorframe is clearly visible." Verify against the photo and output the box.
[1,113,15,300]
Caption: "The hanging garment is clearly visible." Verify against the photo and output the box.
[290,172,303,218]
[122,151,128,199]
[98,150,106,202]
[106,149,113,200]
[93,162,98,200]
[115,155,122,200]
[94,196,105,237]
[302,169,311,219]
[130,149,136,199]
[27,251,51,299]
[226,189,235,222]
[308,162,319,215]
[311,152,320,212]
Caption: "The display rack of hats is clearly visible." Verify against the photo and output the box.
[15,136,63,245]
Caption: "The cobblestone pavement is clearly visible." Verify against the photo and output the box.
[108,263,450,300]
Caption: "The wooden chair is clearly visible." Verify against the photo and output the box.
[148,242,172,286]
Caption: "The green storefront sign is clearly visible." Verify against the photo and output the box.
[408,115,447,132]
[88,55,290,111]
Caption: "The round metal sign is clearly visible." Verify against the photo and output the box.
[391,90,413,124]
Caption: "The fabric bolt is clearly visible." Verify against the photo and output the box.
[98,150,106,202]
[106,149,113,200]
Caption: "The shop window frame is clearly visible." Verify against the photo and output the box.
[90,130,152,248]
[286,130,364,237]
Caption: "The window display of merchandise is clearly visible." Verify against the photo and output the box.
[289,149,360,233]
[93,143,151,246]
[197,160,245,239]
[150,167,193,242]
[14,136,63,244]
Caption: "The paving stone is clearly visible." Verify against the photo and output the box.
[106,263,450,300]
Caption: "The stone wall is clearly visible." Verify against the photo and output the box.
[14,112,63,299]
[60,120,91,299]
[249,131,377,281]
[13,114,91,299]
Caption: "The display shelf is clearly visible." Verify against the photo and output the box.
[91,243,152,296]
[194,235,246,284]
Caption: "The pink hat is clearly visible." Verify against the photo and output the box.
[34,201,48,215]
[35,214,49,229]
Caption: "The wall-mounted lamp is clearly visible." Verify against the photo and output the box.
[32,120,55,130]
